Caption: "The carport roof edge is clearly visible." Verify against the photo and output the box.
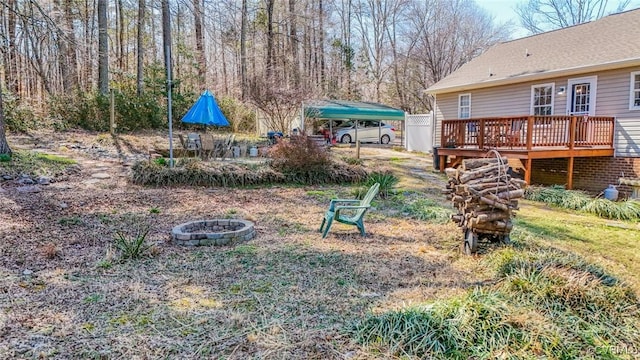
[304,100,405,121]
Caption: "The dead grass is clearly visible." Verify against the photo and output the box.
[0,131,637,359]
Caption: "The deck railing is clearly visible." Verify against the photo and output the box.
[441,115,615,150]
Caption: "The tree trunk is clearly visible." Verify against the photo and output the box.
[64,0,79,91]
[6,0,19,95]
[98,0,109,94]
[288,0,299,86]
[240,0,248,99]
[318,0,325,91]
[118,0,125,73]
[265,0,275,79]
[136,0,145,96]
[161,0,172,81]
[0,90,11,156]
[194,0,206,89]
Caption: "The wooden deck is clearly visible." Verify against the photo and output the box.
[438,115,615,189]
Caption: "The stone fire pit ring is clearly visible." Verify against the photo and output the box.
[172,219,255,246]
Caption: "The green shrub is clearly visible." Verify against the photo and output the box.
[217,96,256,133]
[0,154,11,162]
[365,171,399,198]
[2,90,37,132]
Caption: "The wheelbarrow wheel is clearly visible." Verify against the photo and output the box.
[501,234,511,244]
[463,229,478,255]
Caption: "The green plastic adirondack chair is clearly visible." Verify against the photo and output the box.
[319,183,380,238]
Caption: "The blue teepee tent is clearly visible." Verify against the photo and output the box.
[181,90,230,126]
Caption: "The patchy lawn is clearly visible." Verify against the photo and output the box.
[0,131,638,359]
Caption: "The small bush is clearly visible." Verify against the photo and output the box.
[269,135,331,173]
[114,227,152,260]
[2,91,37,132]
[0,154,11,162]
[365,171,399,198]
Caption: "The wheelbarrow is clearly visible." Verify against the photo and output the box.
[463,227,511,255]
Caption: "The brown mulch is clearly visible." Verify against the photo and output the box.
[0,130,484,359]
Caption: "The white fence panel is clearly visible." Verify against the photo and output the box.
[405,113,433,152]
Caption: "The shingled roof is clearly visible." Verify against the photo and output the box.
[426,8,640,95]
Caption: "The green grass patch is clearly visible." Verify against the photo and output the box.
[0,150,77,177]
[400,198,454,223]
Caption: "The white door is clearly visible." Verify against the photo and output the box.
[566,76,597,115]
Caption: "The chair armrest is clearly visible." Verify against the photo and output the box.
[334,204,370,215]
[329,199,361,211]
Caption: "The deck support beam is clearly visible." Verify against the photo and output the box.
[567,156,574,190]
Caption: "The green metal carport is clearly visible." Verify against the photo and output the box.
[303,100,405,144]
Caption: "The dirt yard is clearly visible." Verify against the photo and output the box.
[0,131,500,359]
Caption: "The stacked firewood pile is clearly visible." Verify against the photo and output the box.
[444,157,527,236]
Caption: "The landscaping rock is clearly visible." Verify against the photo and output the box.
[37,176,52,185]
[2,175,13,181]
[16,185,41,193]
[19,177,35,185]
[91,172,111,179]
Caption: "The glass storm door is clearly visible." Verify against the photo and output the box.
[567,77,597,115]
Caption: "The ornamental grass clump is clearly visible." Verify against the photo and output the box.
[525,185,640,220]
[353,247,640,359]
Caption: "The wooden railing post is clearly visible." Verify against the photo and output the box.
[526,116,534,150]
[478,119,485,149]
[569,116,577,150]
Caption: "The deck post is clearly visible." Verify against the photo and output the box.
[524,158,532,185]
[569,116,577,150]
[567,156,574,189]
[526,116,534,150]
[478,119,485,149]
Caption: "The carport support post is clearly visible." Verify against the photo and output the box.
[356,140,360,159]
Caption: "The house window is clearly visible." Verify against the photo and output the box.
[458,94,471,119]
[630,71,640,110]
[530,83,554,115]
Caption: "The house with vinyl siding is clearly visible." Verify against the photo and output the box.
[425,8,640,196]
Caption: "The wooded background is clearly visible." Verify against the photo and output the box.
[0,0,507,131]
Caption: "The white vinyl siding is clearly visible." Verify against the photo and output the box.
[630,71,640,110]
[458,94,471,118]
[530,83,555,115]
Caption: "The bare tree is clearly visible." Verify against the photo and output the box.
[396,0,507,112]
[516,0,631,34]
[240,0,248,99]
[194,0,206,89]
